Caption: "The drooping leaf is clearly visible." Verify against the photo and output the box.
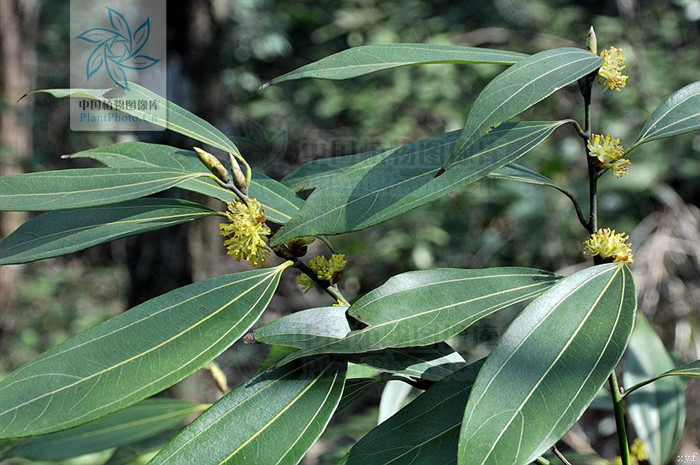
[635,81,700,145]
[105,429,181,465]
[624,315,685,465]
[0,263,290,438]
[342,361,484,465]
[272,121,568,244]
[262,44,526,86]
[276,267,559,365]
[0,167,208,212]
[458,264,636,465]
[378,381,413,424]
[446,48,602,167]
[5,399,203,461]
[150,358,346,465]
[254,307,466,381]
[32,84,241,156]
[0,198,218,265]
[253,306,350,347]
[338,344,466,382]
[68,142,303,224]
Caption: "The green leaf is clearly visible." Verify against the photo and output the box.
[0,198,218,265]
[272,121,568,244]
[282,150,382,192]
[342,361,484,465]
[254,307,466,381]
[33,84,241,156]
[338,378,381,411]
[0,263,289,438]
[105,429,181,465]
[447,48,602,167]
[69,142,304,224]
[277,267,559,365]
[338,344,466,382]
[0,167,208,212]
[488,163,563,189]
[150,358,346,465]
[253,306,351,347]
[624,315,685,465]
[623,359,699,397]
[262,44,526,86]
[378,380,412,424]
[6,399,202,461]
[635,81,700,145]
[458,264,636,465]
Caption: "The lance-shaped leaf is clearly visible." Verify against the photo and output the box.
[624,315,685,465]
[0,198,218,265]
[635,81,700,146]
[150,358,346,465]
[0,263,290,438]
[446,48,602,167]
[5,399,203,461]
[378,381,412,424]
[262,44,526,87]
[276,267,559,366]
[68,142,303,224]
[341,361,484,465]
[105,429,181,465]
[272,121,568,245]
[458,264,636,465]
[282,149,383,192]
[254,306,466,381]
[32,84,241,156]
[0,167,208,212]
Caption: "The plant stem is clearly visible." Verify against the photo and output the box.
[551,446,573,465]
[294,259,350,306]
[610,371,632,465]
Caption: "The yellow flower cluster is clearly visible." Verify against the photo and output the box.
[296,254,347,292]
[587,133,631,178]
[613,438,648,465]
[219,199,271,267]
[583,228,634,263]
[597,47,628,91]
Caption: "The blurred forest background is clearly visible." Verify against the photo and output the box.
[0,0,699,463]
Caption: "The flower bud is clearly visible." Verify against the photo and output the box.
[194,147,230,183]
[229,153,248,194]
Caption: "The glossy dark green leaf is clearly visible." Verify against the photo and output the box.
[68,142,303,224]
[337,378,381,411]
[6,399,202,461]
[253,306,350,347]
[281,150,382,192]
[342,361,484,465]
[277,267,559,365]
[105,429,181,465]
[254,307,466,381]
[0,263,290,438]
[339,344,466,382]
[635,81,700,145]
[0,198,218,265]
[150,358,346,465]
[624,315,685,465]
[458,264,636,465]
[263,44,525,86]
[623,359,699,397]
[272,121,568,244]
[33,84,241,156]
[0,167,208,212]
[447,48,602,167]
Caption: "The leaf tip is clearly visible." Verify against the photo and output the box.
[434,166,446,178]
[259,80,274,91]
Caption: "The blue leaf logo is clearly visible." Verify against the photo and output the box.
[76,7,160,90]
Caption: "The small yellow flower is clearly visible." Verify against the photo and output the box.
[297,254,347,292]
[597,47,628,91]
[296,273,315,292]
[583,228,634,263]
[219,198,271,267]
[630,438,648,462]
[588,133,630,178]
